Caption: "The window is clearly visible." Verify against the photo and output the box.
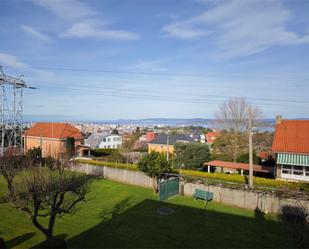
[282,165,292,174]
[103,138,106,142]
[107,145,110,148]
[292,166,304,175]
[107,138,111,142]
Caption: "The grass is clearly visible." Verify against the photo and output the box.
[0,177,294,248]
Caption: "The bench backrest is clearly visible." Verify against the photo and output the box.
[195,189,213,199]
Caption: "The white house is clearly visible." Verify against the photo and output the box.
[85,133,122,149]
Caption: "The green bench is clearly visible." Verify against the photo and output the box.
[193,189,213,201]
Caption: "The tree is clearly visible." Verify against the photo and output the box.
[0,150,27,196]
[211,131,248,162]
[9,165,92,241]
[214,97,260,162]
[174,142,210,169]
[66,137,75,158]
[237,151,259,164]
[111,129,119,135]
[137,151,172,192]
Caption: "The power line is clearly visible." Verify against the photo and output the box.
[29,80,309,106]
[6,65,309,81]
[26,81,309,110]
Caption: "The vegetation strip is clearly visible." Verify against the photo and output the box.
[75,159,309,191]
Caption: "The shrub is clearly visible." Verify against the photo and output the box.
[279,206,309,249]
[279,206,308,225]
[90,148,119,157]
[76,159,138,171]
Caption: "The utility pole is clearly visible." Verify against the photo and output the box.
[248,107,253,188]
[166,133,169,161]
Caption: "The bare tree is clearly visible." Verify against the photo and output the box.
[0,150,25,196]
[214,97,261,162]
[8,166,92,241]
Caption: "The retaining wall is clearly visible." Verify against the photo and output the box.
[74,163,309,214]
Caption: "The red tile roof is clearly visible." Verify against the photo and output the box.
[272,120,309,154]
[25,122,84,140]
[204,160,274,173]
[206,132,220,143]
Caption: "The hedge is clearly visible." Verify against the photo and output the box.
[75,160,309,191]
[90,148,119,157]
[76,159,138,171]
[177,169,309,191]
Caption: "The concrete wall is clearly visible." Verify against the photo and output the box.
[74,163,309,214]
[72,163,153,188]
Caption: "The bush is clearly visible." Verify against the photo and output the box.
[90,148,119,157]
[76,159,138,171]
[279,206,309,249]
[279,206,308,225]
[177,169,309,191]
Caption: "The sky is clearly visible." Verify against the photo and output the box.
[0,0,309,120]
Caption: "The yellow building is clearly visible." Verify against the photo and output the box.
[147,134,194,154]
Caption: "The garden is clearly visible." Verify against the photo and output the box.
[0,177,296,248]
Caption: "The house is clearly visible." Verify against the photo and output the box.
[24,122,85,159]
[148,134,194,154]
[85,133,122,149]
[272,116,309,182]
[206,131,220,145]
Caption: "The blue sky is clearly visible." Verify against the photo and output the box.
[0,0,309,120]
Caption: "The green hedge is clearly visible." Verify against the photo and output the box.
[76,159,138,171]
[90,148,119,157]
[75,160,309,191]
[177,169,309,191]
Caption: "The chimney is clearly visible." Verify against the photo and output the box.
[276,115,282,124]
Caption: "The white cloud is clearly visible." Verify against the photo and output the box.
[21,25,50,42]
[162,0,309,58]
[162,22,211,39]
[0,53,27,68]
[31,0,95,20]
[60,20,140,41]
[31,0,140,41]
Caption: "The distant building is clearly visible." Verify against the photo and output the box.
[148,134,194,154]
[272,116,309,182]
[85,133,122,149]
[206,131,220,145]
[24,122,85,159]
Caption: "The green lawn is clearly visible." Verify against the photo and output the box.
[0,177,294,248]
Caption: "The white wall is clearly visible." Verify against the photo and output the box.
[98,135,122,149]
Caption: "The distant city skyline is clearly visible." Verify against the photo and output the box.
[1,0,309,119]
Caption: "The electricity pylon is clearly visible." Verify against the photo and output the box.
[0,67,35,155]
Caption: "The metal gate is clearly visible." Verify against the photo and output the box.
[159,177,179,201]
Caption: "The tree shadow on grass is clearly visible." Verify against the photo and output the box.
[0,196,7,204]
[6,232,36,248]
[30,234,67,249]
[67,199,293,248]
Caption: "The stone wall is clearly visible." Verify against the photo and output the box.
[74,163,309,214]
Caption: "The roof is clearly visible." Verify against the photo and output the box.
[272,120,309,154]
[25,122,83,140]
[204,160,274,173]
[148,134,194,145]
[206,132,220,143]
[85,133,121,148]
